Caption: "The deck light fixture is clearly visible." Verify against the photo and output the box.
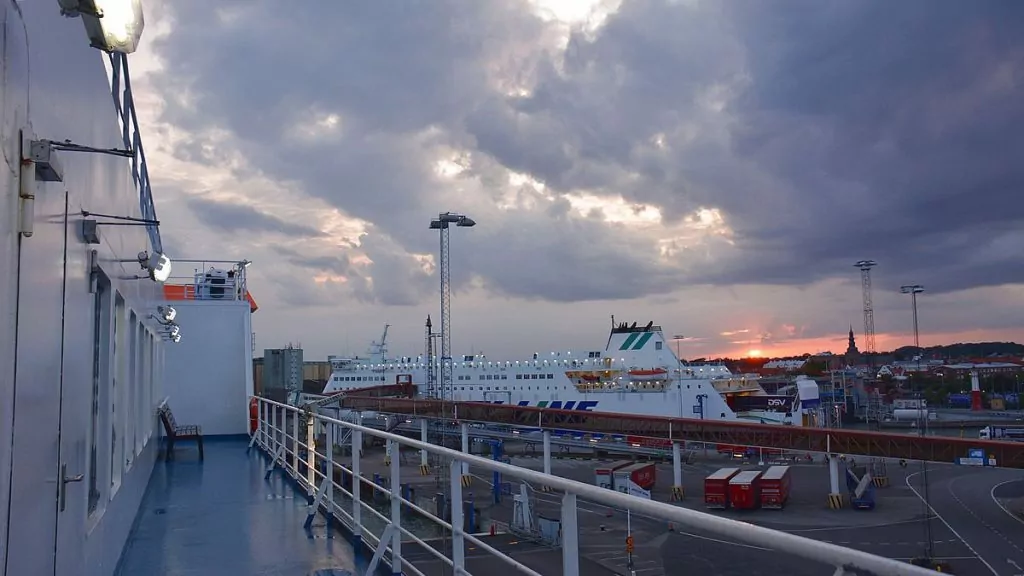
[155,305,176,323]
[58,0,145,54]
[135,250,171,282]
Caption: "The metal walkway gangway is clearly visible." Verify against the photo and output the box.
[251,396,941,576]
[291,384,418,454]
[336,396,1024,468]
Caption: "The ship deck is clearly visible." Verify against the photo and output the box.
[115,438,363,576]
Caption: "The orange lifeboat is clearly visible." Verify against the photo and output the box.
[628,368,669,382]
[580,373,601,382]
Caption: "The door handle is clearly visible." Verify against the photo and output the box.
[59,462,84,512]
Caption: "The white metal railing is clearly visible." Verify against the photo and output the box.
[161,260,251,302]
[251,397,938,576]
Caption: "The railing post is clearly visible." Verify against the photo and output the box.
[352,413,363,545]
[389,439,402,574]
[326,421,335,521]
[450,459,465,572]
[562,493,580,576]
[307,413,316,495]
[260,401,268,448]
[292,409,299,477]
[271,404,278,453]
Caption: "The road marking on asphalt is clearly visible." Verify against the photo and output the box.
[782,515,942,533]
[532,491,771,551]
[947,475,1024,555]
[990,479,1024,529]
[906,470,1000,576]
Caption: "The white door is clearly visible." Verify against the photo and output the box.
[55,192,87,575]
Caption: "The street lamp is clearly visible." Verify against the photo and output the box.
[429,212,476,405]
[900,284,924,350]
[901,284,933,564]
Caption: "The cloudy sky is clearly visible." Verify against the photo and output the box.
[129,0,1024,361]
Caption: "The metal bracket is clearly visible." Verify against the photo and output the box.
[264,444,285,480]
[304,476,332,529]
[366,523,396,575]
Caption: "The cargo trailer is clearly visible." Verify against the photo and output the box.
[613,462,656,498]
[594,460,635,490]
[729,470,763,510]
[759,465,791,509]
[704,467,741,509]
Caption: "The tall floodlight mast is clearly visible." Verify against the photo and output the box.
[429,212,476,403]
[854,260,878,356]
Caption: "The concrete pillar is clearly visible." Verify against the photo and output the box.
[543,430,552,476]
[420,419,429,472]
[827,454,843,509]
[461,422,470,476]
[671,442,684,501]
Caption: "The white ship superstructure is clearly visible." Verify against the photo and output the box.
[324,320,808,425]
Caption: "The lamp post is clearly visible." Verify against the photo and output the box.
[901,284,933,564]
[900,284,925,375]
[429,212,476,405]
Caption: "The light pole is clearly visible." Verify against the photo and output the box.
[901,284,933,564]
[430,212,474,576]
[900,285,925,386]
[672,335,686,416]
[429,212,476,404]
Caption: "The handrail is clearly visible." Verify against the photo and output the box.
[256,396,937,576]
[107,52,161,254]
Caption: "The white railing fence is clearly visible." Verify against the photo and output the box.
[250,397,938,576]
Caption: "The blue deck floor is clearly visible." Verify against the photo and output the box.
[116,438,362,576]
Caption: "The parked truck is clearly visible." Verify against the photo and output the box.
[759,465,792,509]
[980,425,1024,442]
[729,470,763,510]
[704,467,741,509]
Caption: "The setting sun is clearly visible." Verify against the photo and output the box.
[747,349,764,358]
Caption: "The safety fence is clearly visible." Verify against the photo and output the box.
[251,396,940,576]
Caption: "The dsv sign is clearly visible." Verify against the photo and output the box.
[766,398,788,408]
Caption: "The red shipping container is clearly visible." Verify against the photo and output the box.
[759,465,791,509]
[728,470,762,510]
[704,467,741,509]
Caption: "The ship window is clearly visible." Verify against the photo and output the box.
[516,375,522,380]
[656,341,662,350]
[547,374,553,379]
[501,375,507,380]
[111,293,126,495]
[88,273,112,516]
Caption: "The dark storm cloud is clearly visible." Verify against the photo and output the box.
[152,0,1024,303]
[185,196,324,238]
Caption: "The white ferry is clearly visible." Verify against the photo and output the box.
[324,320,817,425]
